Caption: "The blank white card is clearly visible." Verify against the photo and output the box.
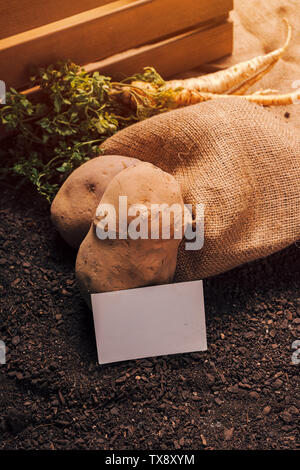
[92,280,207,364]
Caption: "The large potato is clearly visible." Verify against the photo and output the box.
[51,155,140,248]
[76,162,185,307]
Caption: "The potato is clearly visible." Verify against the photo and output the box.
[76,162,185,307]
[50,155,141,248]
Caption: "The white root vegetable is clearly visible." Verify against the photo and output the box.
[169,88,300,107]
[119,19,296,109]
[165,19,292,96]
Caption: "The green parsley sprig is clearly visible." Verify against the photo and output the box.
[0,62,145,201]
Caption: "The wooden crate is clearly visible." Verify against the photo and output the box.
[0,0,233,91]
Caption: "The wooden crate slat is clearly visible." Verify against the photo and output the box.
[0,0,117,39]
[85,19,233,80]
[0,0,233,90]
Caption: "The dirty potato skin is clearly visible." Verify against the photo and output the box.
[76,162,185,307]
[50,155,141,248]
[76,227,181,308]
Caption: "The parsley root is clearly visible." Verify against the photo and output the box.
[165,18,292,96]
[119,19,295,110]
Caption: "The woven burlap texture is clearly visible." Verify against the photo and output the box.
[101,98,300,280]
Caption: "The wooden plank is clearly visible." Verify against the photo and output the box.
[0,19,233,142]
[19,19,232,97]
[0,0,233,90]
[85,19,233,79]
[0,0,117,38]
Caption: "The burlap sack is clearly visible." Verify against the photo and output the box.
[100,97,300,281]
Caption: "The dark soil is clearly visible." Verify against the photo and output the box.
[0,184,299,450]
